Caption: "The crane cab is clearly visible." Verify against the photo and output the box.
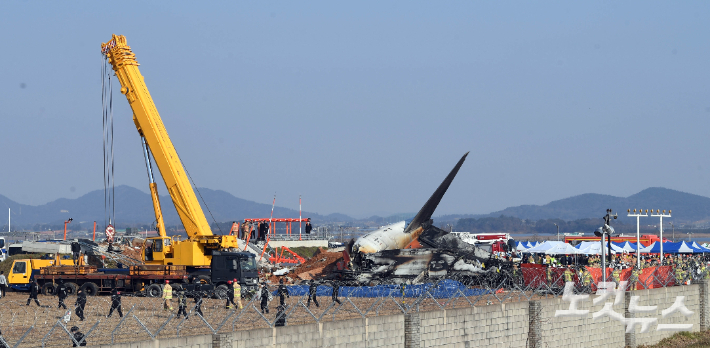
[142,237,174,263]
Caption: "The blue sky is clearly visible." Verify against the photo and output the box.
[1,2,709,218]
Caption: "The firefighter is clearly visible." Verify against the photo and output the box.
[75,289,86,321]
[612,267,622,288]
[307,280,319,308]
[331,281,342,305]
[107,288,123,318]
[26,278,41,306]
[563,267,573,284]
[630,266,641,291]
[233,278,243,310]
[56,278,68,310]
[260,283,271,314]
[546,265,553,284]
[675,262,685,286]
[163,280,173,311]
[177,289,188,318]
[225,280,237,309]
[581,268,592,293]
[277,278,290,306]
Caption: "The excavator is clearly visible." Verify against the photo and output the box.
[101,35,257,289]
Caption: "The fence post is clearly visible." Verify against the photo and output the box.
[625,291,636,348]
[404,313,420,348]
[528,300,542,348]
[698,279,709,331]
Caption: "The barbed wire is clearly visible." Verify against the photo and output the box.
[0,265,703,348]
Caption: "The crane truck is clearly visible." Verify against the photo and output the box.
[99,34,258,296]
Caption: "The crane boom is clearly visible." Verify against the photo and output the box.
[101,34,212,238]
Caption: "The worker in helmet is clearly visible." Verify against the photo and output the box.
[233,278,243,309]
[163,280,173,311]
[225,280,237,309]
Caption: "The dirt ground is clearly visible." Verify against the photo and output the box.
[639,331,710,348]
[0,286,517,348]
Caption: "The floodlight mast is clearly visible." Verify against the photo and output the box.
[627,209,648,269]
[650,209,671,264]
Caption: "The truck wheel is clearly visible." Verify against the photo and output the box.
[214,284,228,299]
[195,275,212,285]
[41,283,56,296]
[146,284,162,298]
[80,282,99,296]
[65,282,78,296]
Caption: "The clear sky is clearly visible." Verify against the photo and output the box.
[1,2,709,218]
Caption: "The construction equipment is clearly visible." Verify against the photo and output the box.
[100,35,242,268]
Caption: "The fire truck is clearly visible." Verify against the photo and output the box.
[564,234,666,247]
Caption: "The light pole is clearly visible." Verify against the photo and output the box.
[594,209,617,282]
[687,231,692,242]
[553,223,559,241]
[668,222,674,241]
[627,209,648,269]
[650,209,671,264]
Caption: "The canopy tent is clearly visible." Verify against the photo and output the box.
[574,241,617,255]
[611,241,637,252]
[523,241,564,254]
[637,241,695,254]
[516,241,529,252]
[544,243,581,255]
[691,242,710,253]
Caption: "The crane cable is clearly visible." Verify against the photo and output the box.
[101,55,115,232]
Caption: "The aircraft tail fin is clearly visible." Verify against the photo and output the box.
[404,152,469,233]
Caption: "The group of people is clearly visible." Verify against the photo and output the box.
[517,251,710,293]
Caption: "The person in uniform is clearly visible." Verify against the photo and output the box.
[70,326,87,347]
[331,281,342,305]
[233,278,243,310]
[107,288,123,318]
[225,280,237,309]
[581,268,592,293]
[163,280,173,311]
[177,289,188,318]
[193,280,205,317]
[75,289,87,321]
[260,283,270,314]
[307,280,319,308]
[277,278,290,306]
[629,266,641,291]
[27,278,41,306]
[56,278,68,309]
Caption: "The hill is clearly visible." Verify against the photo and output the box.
[485,187,710,223]
[0,185,352,228]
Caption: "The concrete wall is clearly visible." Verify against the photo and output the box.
[92,281,709,348]
[418,301,528,348]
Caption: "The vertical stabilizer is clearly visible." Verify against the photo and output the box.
[404,152,469,233]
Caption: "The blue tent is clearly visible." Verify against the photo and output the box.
[638,241,695,254]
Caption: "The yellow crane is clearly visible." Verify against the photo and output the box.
[101,34,240,267]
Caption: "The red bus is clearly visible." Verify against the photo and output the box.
[564,234,666,247]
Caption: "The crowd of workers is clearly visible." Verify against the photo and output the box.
[516,251,710,292]
[238,221,313,241]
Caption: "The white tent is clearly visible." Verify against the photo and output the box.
[575,241,617,255]
[544,243,581,255]
[524,241,564,253]
[516,242,529,252]
[612,241,637,252]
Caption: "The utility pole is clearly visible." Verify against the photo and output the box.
[553,223,559,241]
[627,209,648,269]
[650,210,671,264]
[668,222,674,241]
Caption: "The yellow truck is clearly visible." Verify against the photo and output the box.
[8,256,77,293]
